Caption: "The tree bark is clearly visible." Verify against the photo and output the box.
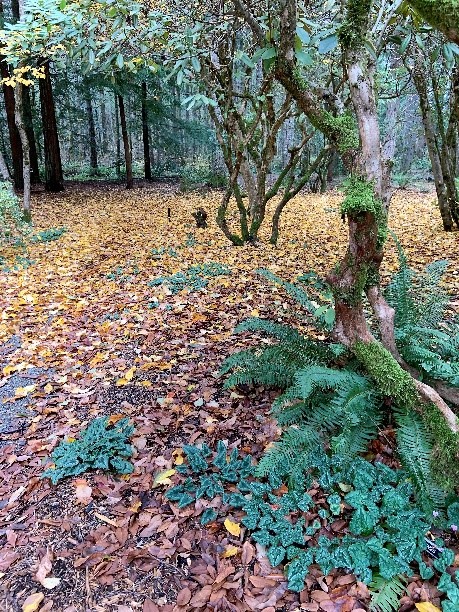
[14,83,31,219]
[141,81,152,181]
[117,94,133,189]
[411,52,455,231]
[23,87,41,184]
[1,64,23,189]
[84,85,98,175]
[39,60,63,192]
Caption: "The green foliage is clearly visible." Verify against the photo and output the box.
[165,441,255,522]
[42,417,135,484]
[315,111,359,154]
[385,236,459,388]
[353,341,417,408]
[256,268,335,329]
[149,262,231,294]
[369,575,407,612]
[0,182,30,247]
[107,264,140,283]
[340,176,387,247]
[31,227,67,243]
[338,0,372,50]
[167,442,448,593]
[179,157,227,192]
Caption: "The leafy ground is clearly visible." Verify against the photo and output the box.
[0,182,458,612]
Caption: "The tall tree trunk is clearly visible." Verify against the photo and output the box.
[117,94,133,189]
[1,66,23,190]
[114,93,121,178]
[411,53,454,231]
[23,87,41,184]
[39,60,63,192]
[141,81,152,181]
[84,85,98,175]
[14,83,31,219]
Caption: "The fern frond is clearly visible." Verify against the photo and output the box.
[256,268,318,315]
[369,574,407,612]
[394,409,446,511]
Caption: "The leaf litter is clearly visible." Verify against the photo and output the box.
[0,181,458,611]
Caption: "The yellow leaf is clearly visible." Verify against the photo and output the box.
[153,469,176,487]
[125,366,136,380]
[43,383,53,393]
[250,309,260,317]
[22,593,44,612]
[224,519,241,537]
[107,414,124,425]
[94,512,118,527]
[415,604,441,612]
[14,385,36,398]
[222,545,239,558]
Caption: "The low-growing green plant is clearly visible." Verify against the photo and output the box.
[149,262,231,294]
[31,226,67,243]
[42,417,135,484]
[151,246,179,259]
[106,264,140,283]
[165,442,458,608]
[179,157,228,192]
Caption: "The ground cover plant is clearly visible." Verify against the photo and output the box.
[0,183,458,611]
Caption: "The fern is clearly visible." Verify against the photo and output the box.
[385,233,459,387]
[256,366,383,485]
[369,574,407,612]
[394,409,446,512]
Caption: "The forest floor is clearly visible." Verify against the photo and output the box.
[0,182,458,612]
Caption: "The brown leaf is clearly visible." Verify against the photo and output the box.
[176,588,192,606]
[189,585,213,607]
[35,548,53,585]
[142,600,159,612]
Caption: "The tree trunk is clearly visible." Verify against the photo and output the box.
[85,85,98,175]
[1,65,23,189]
[141,81,152,181]
[39,60,63,192]
[0,148,12,183]
[117,94,133,189]
[14,83,31,219]
[411,53,454,231]
[23,87,41,184]
[114,93,121,177]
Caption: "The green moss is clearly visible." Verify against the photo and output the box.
[338,0,372,50]
[341,177,388,248]
[354,341,418,408]
[421,402,459,491]
[408,0,459,37]
[313,111,359,154]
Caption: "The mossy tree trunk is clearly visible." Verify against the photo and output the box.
[236,0,459,464]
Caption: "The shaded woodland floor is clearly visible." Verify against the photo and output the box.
[0,183,458,612]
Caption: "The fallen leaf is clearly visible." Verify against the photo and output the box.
[224,518,241,537]
[41,577,61,589]
[222,545,239,558]
[74,479,92,505]
[176,587,192,606]
[415,604,441,612]
[35,548,53,585]
[22,593,44,612]
[153,468,176,487]
[15,385,36,398]
[94,512,118,527]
